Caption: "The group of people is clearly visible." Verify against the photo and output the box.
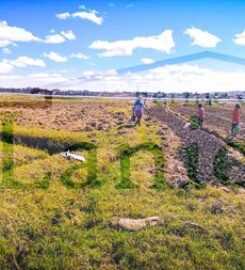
[196,103,241,139]
[131,97,242,140]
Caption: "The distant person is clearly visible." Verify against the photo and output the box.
[208,98,212,106]
[132,97,144,126]
[197,103,205,128]
[230,104,241,139]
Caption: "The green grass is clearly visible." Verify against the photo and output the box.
[183,143,199,184]
[227,140,245,156]
[213,147,231,184]
[0,99,244,269]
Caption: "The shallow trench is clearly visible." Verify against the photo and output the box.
[0,132,94,155]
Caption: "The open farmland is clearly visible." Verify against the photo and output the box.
[169,101,245,150]
[0,95,244,270]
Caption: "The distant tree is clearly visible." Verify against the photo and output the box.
[30,88,42,94]
[237,94,243,100]
[206,93,212,106]
[30,88,52,96]
[184,92,191,104]
[223,93,228,99]
[195,93,200,105]
[170,93,175,104]
[214,92,219,103]
[161,92,167,98]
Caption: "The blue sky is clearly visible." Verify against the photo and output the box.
[0,0,245,91]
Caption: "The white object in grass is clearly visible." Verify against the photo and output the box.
[61,150,86,162]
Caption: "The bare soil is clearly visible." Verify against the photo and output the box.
[170,102,245,140]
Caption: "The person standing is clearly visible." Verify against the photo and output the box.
[230,104,241,139]
[197,103,205,128]
[132,97,144,126]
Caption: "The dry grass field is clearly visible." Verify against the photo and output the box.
[169,101,245,140]
[0,95,244,270]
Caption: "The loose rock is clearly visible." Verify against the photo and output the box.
[111,216,163,231]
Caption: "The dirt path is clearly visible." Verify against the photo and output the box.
[171,104,245,140]
[149,105,245,184]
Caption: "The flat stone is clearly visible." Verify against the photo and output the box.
[111,216,163,231]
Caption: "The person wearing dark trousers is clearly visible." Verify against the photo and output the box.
[197,103,205,128]
[230,104,241,139]
[132,97,144,126]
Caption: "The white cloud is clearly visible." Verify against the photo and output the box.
[57,64,245,92]
[60,30,76,41]
[0,73,67,88]
[5,56,46,68]
[44,34,66,44]
[70,52,89,60]
[185,27,221,48]
[44,30,76,44]
[233,30,245,45]
[0,56,45,74]
[43,51,68,62]
[0,20,75,48]
[90,30,175,57]
[1,64,245,92]
[0,62,13,74]
[0,21,40,48]
[56,7,103,25]
[43,51,88,63]
[56,12,70,20]
[72,11,103,25]
[2,48,12,54]
[141,58,155,64]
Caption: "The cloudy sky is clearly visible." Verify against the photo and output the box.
[1,0,245,92]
